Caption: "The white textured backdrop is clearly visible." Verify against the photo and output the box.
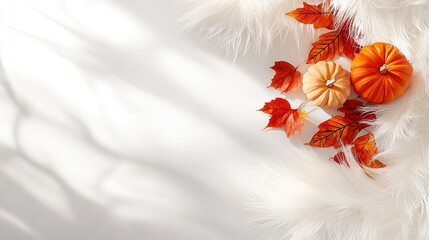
[0,0,325,239]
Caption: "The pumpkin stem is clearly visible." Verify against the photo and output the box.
[325,76,337,88]
[379,64,388,74]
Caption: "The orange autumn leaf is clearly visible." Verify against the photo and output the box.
[286,2,335,29]
[307,30,343,64]
[260,98,307,137]
[307,116,360,148]
[366,159,385,168]
[353,133,385,168]
[306,27,361,64]
[269,61,302,93]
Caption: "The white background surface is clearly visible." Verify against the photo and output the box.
[0,0,329,239]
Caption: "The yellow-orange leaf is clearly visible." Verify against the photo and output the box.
[269,61,302,93]
[285,110,307,137]
[260,98,307,137]
[286,2,335,29]
[353,133,385,168]
[307,116,360,148]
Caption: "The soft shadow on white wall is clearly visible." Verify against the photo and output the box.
[0,0,303,239]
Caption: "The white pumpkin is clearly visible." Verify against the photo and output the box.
[302,61,351,108]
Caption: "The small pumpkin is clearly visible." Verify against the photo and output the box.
[303,61,351,108]
[351,42,413,104]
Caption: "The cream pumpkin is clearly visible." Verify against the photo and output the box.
[302,61,351,108]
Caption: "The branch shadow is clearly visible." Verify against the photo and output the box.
[0,1,270,239]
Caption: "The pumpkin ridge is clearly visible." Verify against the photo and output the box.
[329,90,341,107]
[373,42,387,59]
[360,49,383,66]
[387,73,409,89]
[384,44,399,63]
[363,46,383,64]
[388,62,412,69]
[307,68,325,83]
[383,78,396,102]
[318,90,330,106]
[350,42,413,103]
[354,76,380,99]
[319,61,331,78]
[332,86,347,99]
[326,62,334,77]
[330,61,339,71]
[352,68,379,77]
[330,84,344,92]
[303,61,350,108]
[353,75,378,90]
[303,79,325,91]
[366,79,385,103]
[350,59,378,72]
[388,65,413,76]
[308,88,327,100]
[386,55,405,65]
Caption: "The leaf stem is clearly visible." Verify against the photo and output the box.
[298,98,310,110]
[306,108,320,115]
[296,59,307,69]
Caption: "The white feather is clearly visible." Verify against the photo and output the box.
[332,0,429,149]
[251,146,410,240]
[182,0,429,238]
[178,0,318,57]
[253,1,429,238]
[330,0,429,60]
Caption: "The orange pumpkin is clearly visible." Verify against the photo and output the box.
[302,61,351,108]
[351,42,413,104]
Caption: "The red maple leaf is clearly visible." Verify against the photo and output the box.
[342,33,361,60]
[338,99,376,129]
[341,23,362,60]
[260,98,307,137]
[269,61,302,93]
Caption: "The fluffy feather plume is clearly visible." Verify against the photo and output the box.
[178,0,319,57]
[253,1,429,239]
[251,146,427,240]
[330,0,429,60]
[182,0,429,238]
[331,0,429,146]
